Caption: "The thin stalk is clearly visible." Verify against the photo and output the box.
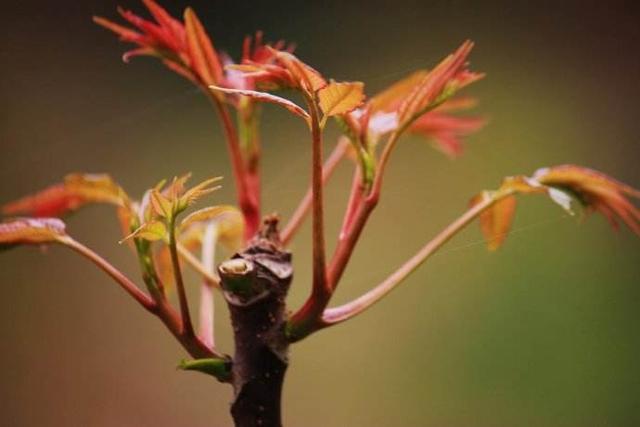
[61,236,222,361]
[309,99,329,301]
[177,242,220,288]
[322,193,497,325]
[287,97,329,337]
[168,219,195,337]
[63,237,155,311]
[281,137,349,245]
[370,131,400,201]
[199,222,218,350]
[327,194,378,290]
[338,166,365,241]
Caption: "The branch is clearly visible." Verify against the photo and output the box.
[281,137,348,245]
[62,237,155,311]
[321,192,497,326]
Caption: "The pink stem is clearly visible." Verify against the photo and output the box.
[281,138,348,245]
[322,194,496,325]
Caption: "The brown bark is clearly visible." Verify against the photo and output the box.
[219,217,292,427]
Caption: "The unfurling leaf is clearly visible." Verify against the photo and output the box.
[370,70,429,113]
[397,41,480,129]
[209,86,310,121]
[409,113,486,158]
[95,1,224,89]
[318,81,365,118]
[178,177,222,212]
[270,49,327,92]
[472,165,639,250]
[533,165,640,234]
[120,220,168,243]
[184,7,223,85]
[470,192,517,251]
[2,173,126,217]
[150,189,172,219]
[0,218,68,249]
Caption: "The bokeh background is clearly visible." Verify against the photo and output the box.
[2,0,639,426]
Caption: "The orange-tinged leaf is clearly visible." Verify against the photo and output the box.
[397,41,476,129]
[0,218,68,248]
[370,70,428,113]
[153,245,174,291]
[2,184,81,217]
[180,205,242,231]
[318,81,365,118]
[180,205,244,252]
[471,192,517,251]
[410,113,486,158]
[209,86,310,121]
[435,96,478,113]
[533,165,640,234]
[142,0,184,41]
[184,7,222,85]
[270,49,327,92]
[150,189,172,219]
[63,173,125,205]
[93,16,145,43]
[2,173,126,217]
[472,165,639,250]
[178,176,223,211]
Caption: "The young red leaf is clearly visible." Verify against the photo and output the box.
[184,7,222,85]
[209,86,310,121]
[0,218,68,249]
[533,165,640,234]
[318,81,365,118]
[471,166,639,250]
[93,16,146,44]
[397,41,479,129]
[2,173,126,217]
[272,49,327,93]
[369,70,429,113]
[409,113,486,158]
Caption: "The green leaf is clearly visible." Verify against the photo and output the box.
[120,220,168,244]
[178,357,231,381]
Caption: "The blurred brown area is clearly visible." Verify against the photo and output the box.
[1,0,639,426]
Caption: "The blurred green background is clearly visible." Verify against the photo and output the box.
[2,0,639,426]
